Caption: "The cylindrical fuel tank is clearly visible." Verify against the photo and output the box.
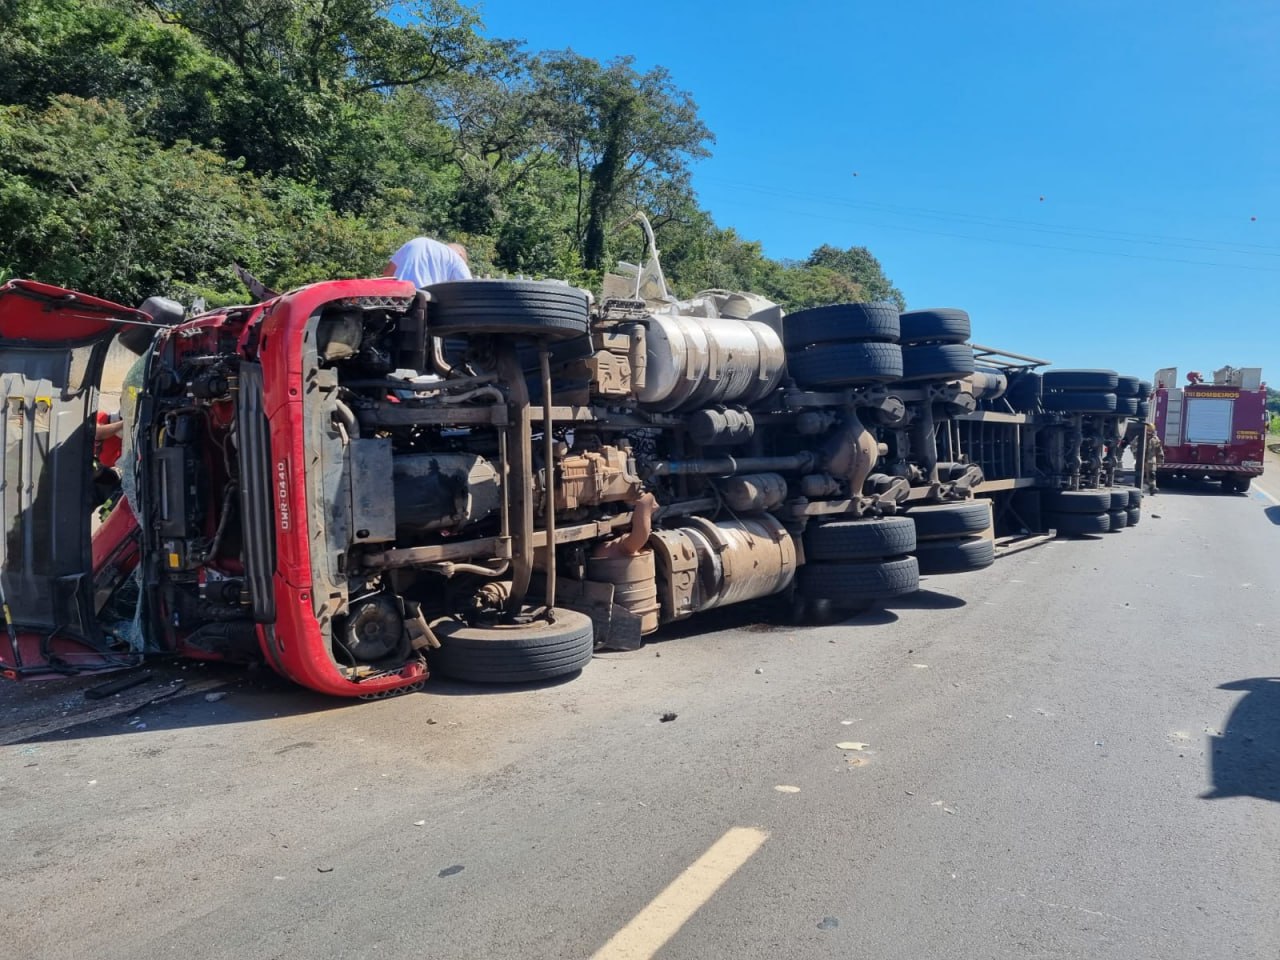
[637,312,785,412]
[586,548,661,635]
[649,514,796,615]
[970,365,1008,400]
[722,473,788,512]
[392,454,502,534]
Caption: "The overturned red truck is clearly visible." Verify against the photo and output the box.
[0,239,1149,697]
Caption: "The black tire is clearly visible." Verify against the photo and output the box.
[1047,511,1111,535]
[788,341,903,387]
[1107,509,1128,531]
[431,608,594,683]
[1107,488,1129,510]
[1042,489,1112,513]
[907,500,990,540]
[1114,375,1140,397]
[1042,369,1120,392]
[1126,505,1141,526]
[797,556,919,603]
[1116,396,1139,416]
[898,308,971,346]
[1043,391,1117,414]
[427,280,590,341]
[783,302,899,349]
[1136,400,1151,418]
[1222,476,1252,494]
[1136,380,1153,400]
[899,343,975,383]
[1127,488,1143,508]
[805,516,916,562]
[1005,371,1043,413]
[914,535,994,574]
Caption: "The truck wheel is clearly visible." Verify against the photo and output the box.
[1042,489,1112,513]
[797,556,920,604]
[1043,390,1117,414]
[1127,488,1143,508]
[907,500,990,540]
[426,280,590,341]
[1005,371,1043,413]
[1135,400,1151,418]
[898,308,971,345]
[787,341,903,387]
[805,516,916,562]
[1116,396,1139,416]
[1126,505,1141,526]
[1042,369,1120,392]
[782,302,899,350]
[899,343,975,382]
[1136,380,1153,399]
[1046,511,1110,535]
[1107,488,1130,511]
[1222,476,1251,494]
[1106,509,1128,531]
[914,535,994,574]
[430,608,594,683]
[1114,375,1140,397]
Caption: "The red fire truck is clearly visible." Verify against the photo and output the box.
[1152,366,1267,493]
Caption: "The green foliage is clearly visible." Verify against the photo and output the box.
[0,0,905,312]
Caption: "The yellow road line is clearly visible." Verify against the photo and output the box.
[591,826,768,960]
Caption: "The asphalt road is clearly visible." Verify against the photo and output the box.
[4,477,1280,960]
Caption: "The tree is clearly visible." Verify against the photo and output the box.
[534,52,712,271]
[805,243,905,309]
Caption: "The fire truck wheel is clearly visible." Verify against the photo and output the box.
[1222,476,1251,494]
[430,608,595,683]
[787,341,903,387]
[805,516,917,562]
[797,556,920,604]
[1127,488,1143,508]
[1107,488,1130,510]
[1042,369,1120,392]
[899,343,975,382]
[782,302,900,350]
[1114,375,1141,396]
[1042,390,1117,413]
[897,308,971,346]
[913,535,994,574]
[1106,509,1128,531]
[426,280,590,342]
[907,500,990,540]
[1042,489,1112,513]
[1126,506,1141,526]
[1046,511,1111,536]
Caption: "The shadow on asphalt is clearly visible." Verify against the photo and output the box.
[1203,677,1280,803]
[1153,479,1248,498]
[1265,506,1280,526]
[889,588,967,611]
[11,661,356,745]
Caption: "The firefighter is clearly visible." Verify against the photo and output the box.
[1143,423,1165,494]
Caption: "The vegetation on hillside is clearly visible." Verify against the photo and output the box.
[0,0,904,310]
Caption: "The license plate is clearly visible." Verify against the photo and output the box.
[1243,460,1262,468]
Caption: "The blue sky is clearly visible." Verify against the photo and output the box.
[474,0,1279,385]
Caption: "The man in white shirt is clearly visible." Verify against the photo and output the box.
[383,237,472,287]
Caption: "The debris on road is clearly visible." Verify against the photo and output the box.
[817,917,839,930]
[85,672,153,700]
[775,785,801,794]
[660,712,677,722]
[836,742,869,751]
[204,691,227,703]
[438,865,464,878]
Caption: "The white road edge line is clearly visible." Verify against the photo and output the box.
[1252,482,1280,506]
[591,826,768,960]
